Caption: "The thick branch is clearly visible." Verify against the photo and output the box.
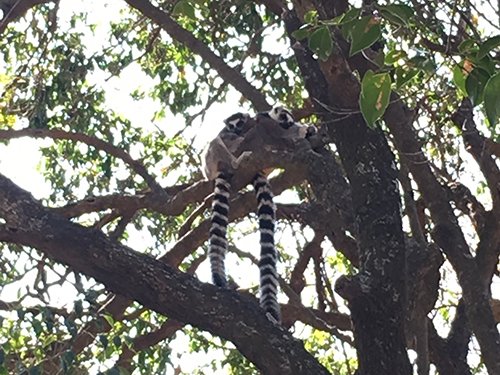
[327,3,500,366]
[452,99,500,211]
[427,318,472,375]
[282,5,411,374]
[384,95,500,374]
[0,173,329,375]
[446,181,487,234]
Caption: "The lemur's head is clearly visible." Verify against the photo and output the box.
[223,112,250,135]
[269,106,294,124]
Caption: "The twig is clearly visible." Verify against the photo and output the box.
[0,127,164,194]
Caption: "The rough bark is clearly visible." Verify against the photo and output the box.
[0,173,329,375]
[383,97,500,374]
[279,4,412,374]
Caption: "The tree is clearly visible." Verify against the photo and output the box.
[0,0,499,374]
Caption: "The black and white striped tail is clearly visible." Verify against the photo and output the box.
[253,173,281,323]
[209,172,231,287]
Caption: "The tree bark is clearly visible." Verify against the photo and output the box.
[279,5,412,374]
[0,173,329,375]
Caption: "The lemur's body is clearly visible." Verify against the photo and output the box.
[202,107,315,323]
[202,113,252,288]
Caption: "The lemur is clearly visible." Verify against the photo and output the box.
[260,105,317,137]
[202,112,252,288]
[202,106,315,323]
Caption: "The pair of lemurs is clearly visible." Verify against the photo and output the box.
[202,106,316,323]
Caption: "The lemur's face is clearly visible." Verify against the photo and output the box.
[224,113,250,135]
[270,106,294,124]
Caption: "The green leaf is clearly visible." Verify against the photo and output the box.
[291,26,311,41]
[385,49,407,65]
[477,35,500,59]
[360,70,392,127]
[17,309,25,320]
[458,39,477,54]
[304,10,318,24]
[395,66,419,89]
[172,1,195,19]
[452,64,467,95]
[74,300,83,316]
[64,317,77,337]
[473,56,496,75]
[327,7,361,25]
[378,4,413,26]
[99,334,109,349]
[483,72,500,127]
[349,16,382,56]
[465,67,490,106]
[408,55,436,72]
[32,319,43,336]
[113,335,122,348]
[308,26,333,61]
[61,350,75,372]
[103,314,115,327]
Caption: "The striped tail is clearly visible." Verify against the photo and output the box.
[209,172,231,287]
[253,173,281,323]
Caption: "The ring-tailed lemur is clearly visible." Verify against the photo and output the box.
[202,106,314,323]
[202,112,252,288]
[260,105,318,137]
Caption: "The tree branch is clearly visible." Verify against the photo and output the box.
[0,127,165,194]
[451,98,500,212]
[39,118,327,363]
[0,172,329,375]
[327,4,500,367]
[384,94,500,374]
[282,5,412,374]
[0,0,54,34]
[123,0,270,111]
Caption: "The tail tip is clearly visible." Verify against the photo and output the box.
[212,274,227,288]
[265,309,281,324]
